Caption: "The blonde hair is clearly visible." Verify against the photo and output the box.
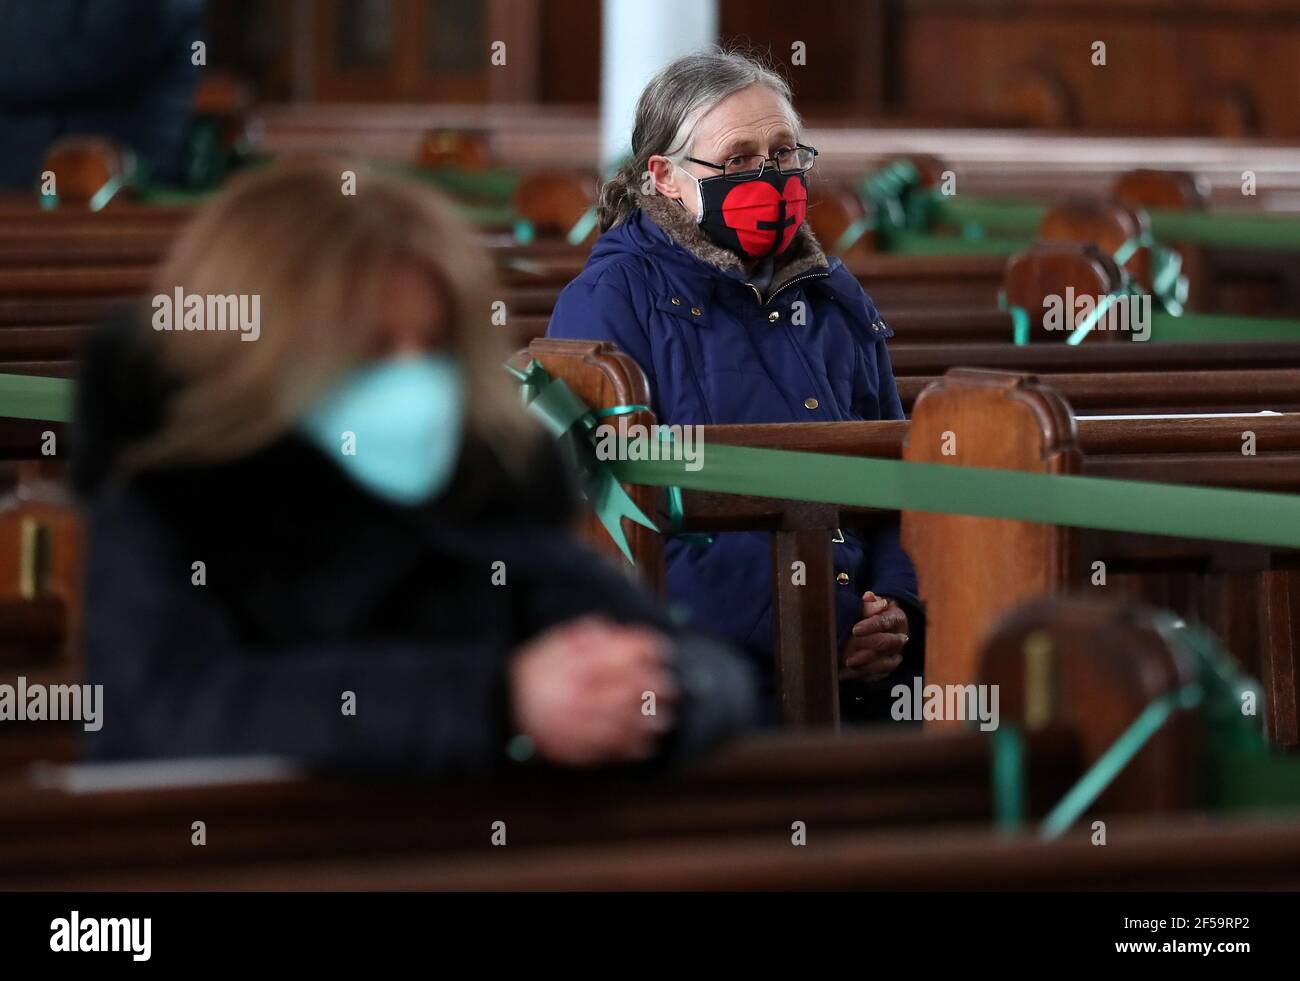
[125,157,534,471]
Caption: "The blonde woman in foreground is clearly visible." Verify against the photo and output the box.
[71,160,756,773]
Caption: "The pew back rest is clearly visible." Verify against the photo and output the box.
[507,338,664,591]
[1001,241,1124,342]
[1039,196,1153,288]
[511,171,598,242]
[903,369,1079,701]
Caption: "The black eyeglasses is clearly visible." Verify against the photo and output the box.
[683,143,818,182]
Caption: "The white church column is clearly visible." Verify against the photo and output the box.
[599,0,719,170]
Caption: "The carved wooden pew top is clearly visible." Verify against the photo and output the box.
[0,726,1082,888]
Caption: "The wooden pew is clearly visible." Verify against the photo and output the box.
[0,596,1219,890]
[696,401,1300,738]
[507,339,1300,731]
[902,369,1300,745]
[49,812,1295,891]
[0,727,1079,884]
[8,152,1297,370]
[7,194,1298,377]
[1113,168,1300,318]
[510,338,1300,734]
[3,324,1294,730]
[4,240,1298,392]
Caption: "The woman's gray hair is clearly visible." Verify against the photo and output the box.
[596,48,801,232]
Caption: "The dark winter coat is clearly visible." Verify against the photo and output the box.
[545,189,921,700]
[70,317,758,773]
[0,0,205,187]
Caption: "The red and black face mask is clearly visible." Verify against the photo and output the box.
[689,168,808,261]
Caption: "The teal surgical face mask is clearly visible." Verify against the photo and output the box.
[300,353,464,505]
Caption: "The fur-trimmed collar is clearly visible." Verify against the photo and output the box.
[634,187,830,298]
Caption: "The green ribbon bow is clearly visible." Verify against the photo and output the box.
[856,158,925,252]
[1112,234,1189,317]
[505,360,657,562]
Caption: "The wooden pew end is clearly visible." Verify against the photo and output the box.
[1002,242,1125,341]
[512,171,599,242]
[40,137,137,210]
[978,595,1202,813]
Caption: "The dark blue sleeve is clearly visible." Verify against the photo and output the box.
[546,267,660,413]
[0,0,203,104]
[871,336,906,422]
[852,302,919,609]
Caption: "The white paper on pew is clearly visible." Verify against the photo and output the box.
[1075,411,1284,420]
[28,756,304,794]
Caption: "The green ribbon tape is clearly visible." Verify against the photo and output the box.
[9,365,1300,552]
[1111,237,1140,267]
[1147,311,1300,341]
[889,229,1025,257]
[928,194,1046,239]
[1037,613,1298,832]
[1150,209,1300,251]
[609,441,1300,551]
[38,174,129,214]
[512,219,536,246]
[997,229,1296,343]
[505,360,657,563]
[1059,237,1180,342]
[566,206,599,247]
[997,289,1032,346]
[87,174,130,213]
[1153,617,1300,812]
[1066,290,1127,346]
[417,166,518,203]
[1002,303,1300,344]
[832,214,873,256]
[991,724,1026,833]
[0,374,74,423]
[855,162,1029,256]
[928,191,1300,252]
[1149,242,1188,315]
[1010,306,1030,346]
[1115,233,1188,316]
[1039,683,1203,840]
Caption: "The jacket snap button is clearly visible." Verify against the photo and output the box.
[836,572,851,585]
[671,297,682,305]
[804,397,819,410]
[768,310,780,322]
[691,307,702,316]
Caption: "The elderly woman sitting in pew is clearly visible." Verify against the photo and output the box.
[547,50,919,721]
[71,160,757,773]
